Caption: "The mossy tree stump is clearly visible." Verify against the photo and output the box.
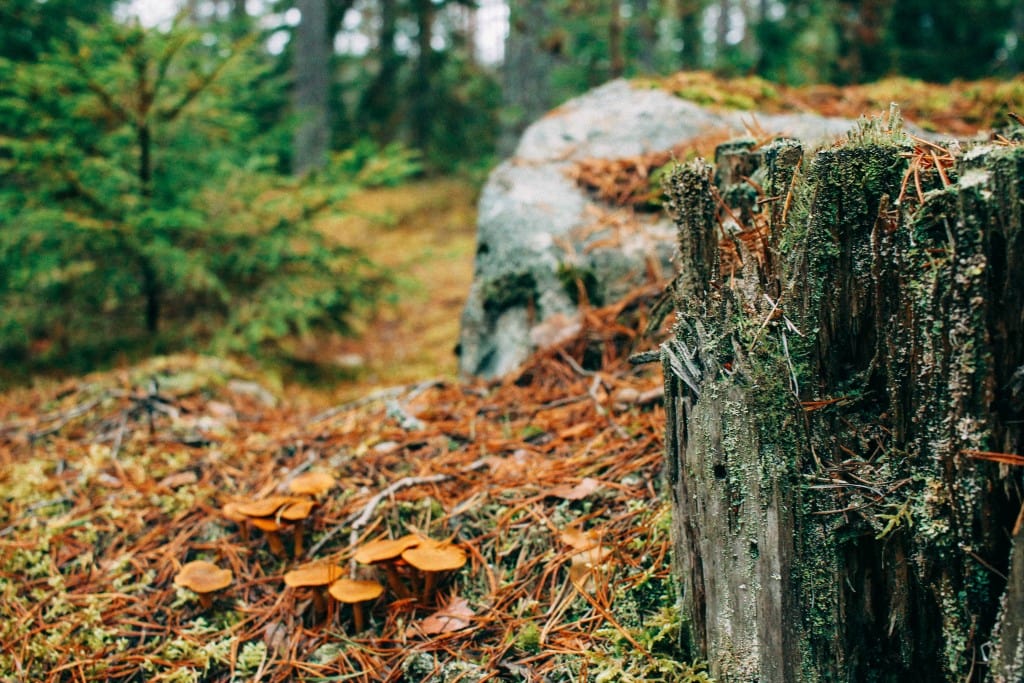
[663,124,1024,682]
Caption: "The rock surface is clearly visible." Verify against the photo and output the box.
[456,79,863,378]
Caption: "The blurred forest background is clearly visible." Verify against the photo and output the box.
[1,0,1022,386]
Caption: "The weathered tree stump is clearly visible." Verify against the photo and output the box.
[663,122,1024,682]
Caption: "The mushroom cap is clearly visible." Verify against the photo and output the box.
[250,516,285,532]
[401,542,467,573]
[279,499,316,521]
[284,563,345,588]
[234,495,300,518]
[222,501,248,523]
[354,534,425,565]
[328,578,384,604]
[174,560,233,594]
[288,471,336,497]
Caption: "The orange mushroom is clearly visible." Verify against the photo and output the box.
[221,501,251,542]
[401,541,467,603]
[288,471,337,498]
[174,560,233,609]
[226,495,315,559]
[278,499,317,557]
[234,495,298,518]
[354,533,425,599]
[250,517,288,557]
[284,562,345,618]
[328,578,384,632]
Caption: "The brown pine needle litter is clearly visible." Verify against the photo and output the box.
[0,286,705,682]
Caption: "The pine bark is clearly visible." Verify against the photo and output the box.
[292,0,331,175]
[608,0,625,78]
[678,0,704,69]
[499,0,561,156]
[665,129,1024,681]
[410,0,435,153]
[632,0,659,73]
[358,0,400,142]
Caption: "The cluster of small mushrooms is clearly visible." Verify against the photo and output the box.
[172,470,468,632]
[221,469,337,558]
[280,534,467,630]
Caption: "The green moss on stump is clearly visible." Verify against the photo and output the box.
[665,125,1024,682]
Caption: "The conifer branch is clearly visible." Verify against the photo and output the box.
[152,32,190,106]
[69,54,131,126]
[157,35,256,123]
[60,168,116,218]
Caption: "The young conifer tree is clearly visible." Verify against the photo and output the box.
[0,17,417,371]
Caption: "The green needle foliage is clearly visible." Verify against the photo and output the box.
[0,18,418,375]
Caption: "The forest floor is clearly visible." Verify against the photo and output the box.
[0,178,685,682]
[277,176,480,410]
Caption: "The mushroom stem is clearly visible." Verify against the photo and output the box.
[266,531,286,558]
[352,603,367,632]
[383,563,410,599]
[421,571,439,604]
[328,578,383,633]
[311,589,326,618]
[198,592,214,610]
[293,527,304,558]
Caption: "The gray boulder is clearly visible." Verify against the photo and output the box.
[457,79,861,378]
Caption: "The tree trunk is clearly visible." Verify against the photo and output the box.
[608,0,624,78]
[499,0,560,156]
[327,0,357,37]
[229,0,248,36]
[678,0,704,69]
[990,520,1024,682]
[664,126,1024,681]
[139,255,161,334]
[292,0,331,175]
[410,0,435,154]
[714,0,730,65]
[137,122,152,198]
[632,0,659,73]
[1014,3,1024,73]
[358,0,401,142]
[835,0,894,84]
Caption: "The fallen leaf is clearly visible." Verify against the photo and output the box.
[263,621,289,656]
[95,472,123,488]
[158,470,198,489]
[485,449,550,482]
[638,386,664,405]
[612,387,640,411]
[414,596,475,635]
[568,546,614,592]
[530,313,582,349]
[558,422,594,440]
[559,527,599,550]
[547,477,601,500]
[372,440,401,454]
[205,400,237,422]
